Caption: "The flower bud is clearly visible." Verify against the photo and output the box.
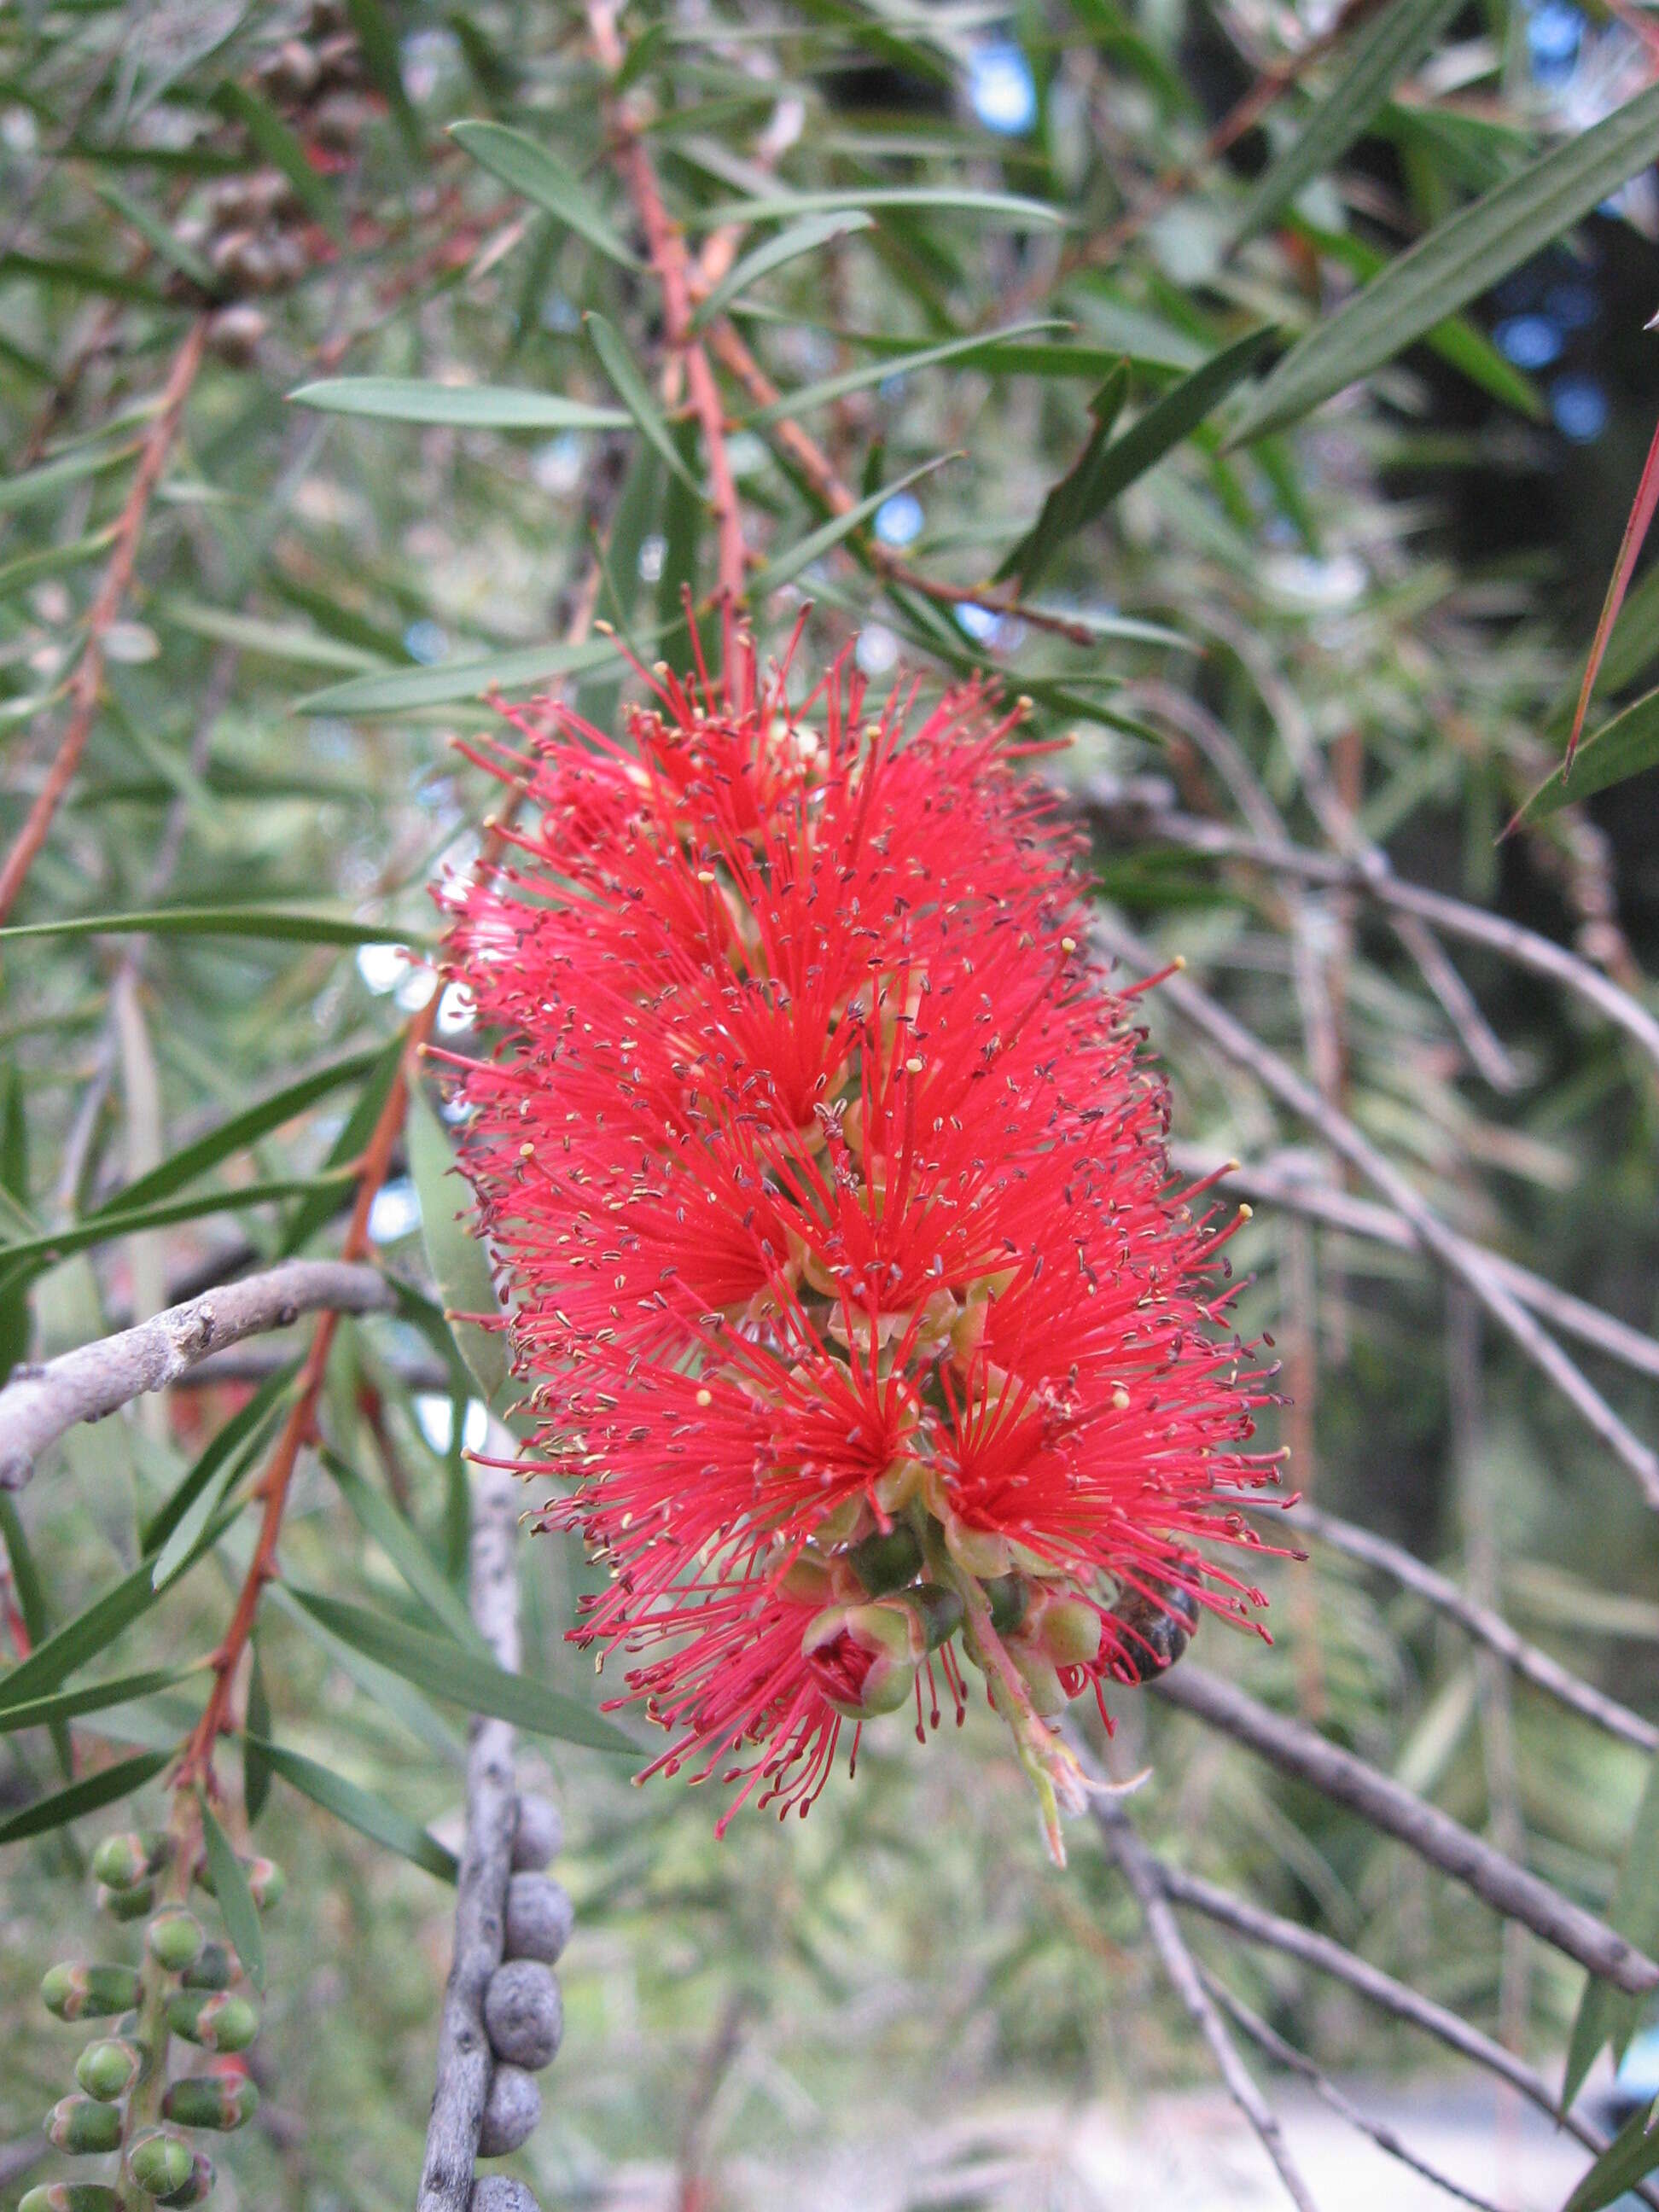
[477,2063,541,2157]
[182,1942,236,1991]
[165,1990,258,2052]
[845,1523,922,1598]
[75,2038,147,2101]
[45,2095,124,2155]
[985,1574,1030,1636]
[92,1831,169,1891]
[482,1960,562,2070]
[509,1794,562,1872]
[163,2072,258,2131]
[195,1854,283,1910]
[802,1601,918,1719]
[504,1874,573,1965]
[1022,1587,1103,1669]
[20,2186,123,2212]
[42,1965,142,2021]
[155,2151,214,2208]
[125,2128,194,2198]
[148,1909,205,1974]
[941,1516,1013,1580]
[1002,1644,1070,1717]
[98,1878,155,1922]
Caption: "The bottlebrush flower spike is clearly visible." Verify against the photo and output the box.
[439,624,1281,1863]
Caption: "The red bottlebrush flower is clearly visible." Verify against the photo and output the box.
[441,626,1280,1860]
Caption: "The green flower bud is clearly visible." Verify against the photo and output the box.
[195,1854,283,1911]
[801,1600,918,1720]
[985,1573,1030,1636]
[45,2095,124,2155]
[163,2073,258,2131]
[845,1522,922,1598]
[91,1831,169,1891]
[75,2037,147,2101]
[126,2129,194,2198]
[1023,1587,1103,1669]
[98,1878,155,1922]
[155,2151,215,2207]
[42,1964,142,2021]
[147,1909,205,1975]
[182,1941,236,1991]
[1004,1642,1069,1717]
[20,2186,124,2212]
[165,1990,258,2053]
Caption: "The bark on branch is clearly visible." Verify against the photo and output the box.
[0,1259,394,1490]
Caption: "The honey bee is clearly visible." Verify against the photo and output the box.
[1106,1575,1201,1683]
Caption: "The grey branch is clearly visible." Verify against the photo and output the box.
[1092,914,1659,1507]
[1155,1666,1659,1993]
[1284,1498,1658,1754]
[1168,1143,1659,1383]
[1199,1970,1508,2212]
[1074,1755,1324,2212]
[1156,1861,1658,2205]
[1085,783,1659,1077]
[417,1438,526,2212]
[0,1259,395,1490]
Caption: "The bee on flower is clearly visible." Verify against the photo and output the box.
[440,620,1280,1862]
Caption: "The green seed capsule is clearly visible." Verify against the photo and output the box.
[164,1990,258,2052]
[147,1909,205,1974]
[45,2095,124,2154]
[155,2150,214,2208]
[164,2072,257,2130]
[98,1878,155,1922]
[20,2185,124,2211]
[182,1941,235,1991]
[91,1831,169,1891]
[126,2128,194,2198]
[75,2037,147,2100]
[42,1964,142,2021]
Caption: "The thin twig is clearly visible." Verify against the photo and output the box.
[1072,1748,1323,2212]
[1155,1861,1658,2197]
[1091,914,1659,1506]
[417,1442,525,2212]
[1274,1499,1658,1755]
[1199,1970,1511,2212]
[0,315,208,926]
[1153,1665,1659,1992]
[0,1260,395,1491]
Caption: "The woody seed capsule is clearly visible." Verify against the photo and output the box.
[477,2064,541,2156]
[482,1960,562,2070]
[504,1874,573,1965]
[510,1794,562,1871]
[469,2182,540,2212]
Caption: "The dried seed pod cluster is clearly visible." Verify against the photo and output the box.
[26,1823,281,2212]
[468,1793,572,2200]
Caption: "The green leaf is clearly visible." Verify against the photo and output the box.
[994,361,1130,591]
[289,377,630,432]
[751,455,952,597]
[278,1031,405,1258]
[247,1736,457,1882]
[406,1087,507,1405]
[294,633,633,715]
[1233,82,1659,441]
[0,1175,353,1278]
[583,311,700,492]
[92,178,218,293]
[143,1365,295,1557]
[0,437,142,515]
[0,1494,68,1775]
[284,1586,637,1754]
[1512,682,1659,826]
[1563,1755,1659,2109]
[149,1435,251,1593]
[696,187,1066,230]
[319,1446,483,1652]
[1231,0,1463,243]
[692,210,874,329]
[746,319,1064,425]
[449,120,640,268]
[244,1639,272,1821]
[0,1662,195,1736]
[98,1047,386,1221]
[1562,2097,1659,2212]
[210,82,344,240]
[345,0,420,151]
[1000,329,1275,589]
[156,600,384,672]
[0,1750,169,1848]
[200,1797,265,1993]
[0,527,117,603]
[0,249,170,306]
[0,906,434,950]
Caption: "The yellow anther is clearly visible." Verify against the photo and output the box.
[1172,953,1187,970]
[1060,935,1076,953]
[1111,1386,1131,1411]
[696,869,718,884]
[904,1056,924,1075]
[696,1388,713,1407]
[519,1142,535,1159]
[1237,1203,1254,1221]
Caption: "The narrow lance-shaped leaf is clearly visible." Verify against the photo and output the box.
[200,1798,265,1994]
[0,1750,170,1847]
[0,1174,355,1278]
[406,1087,508,1406]
[695,186,1067,230]
[0,1662,198,1738]
[584,311,700,492]
[995,362,1131,592]
[1511,681,1659,830]
[244,1639,272,1822]
[745,319,1066,426]
[247,1736,457,1882]
[1563,1755,1659,2110]
[1232,80,1659,442]
[143,1363,295,1556]
[692,210,874,329]
[280,1030,405,1257]
[289,378,630,432]
[449,120,640,267]
[294,632,646,717]
[320,1446,484,1653]
[1231,0,1464,243]
[0,906,437,950]
[211,81,345,239]
[751,455,954,597]
[1563,2097,1659,2212]
[284,1586,637,1754]
[1563,408,1659,770]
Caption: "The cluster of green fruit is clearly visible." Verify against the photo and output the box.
[25,1825,282,2211]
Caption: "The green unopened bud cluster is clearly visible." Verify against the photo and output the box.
[33,1822,281,2209]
